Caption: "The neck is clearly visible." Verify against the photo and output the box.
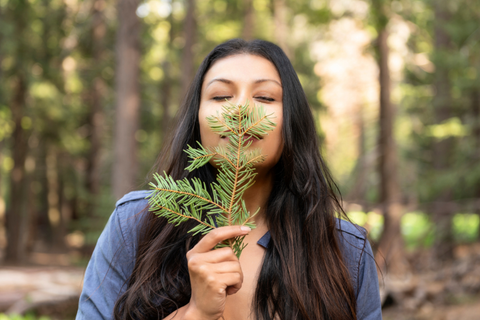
[240,168,274,228]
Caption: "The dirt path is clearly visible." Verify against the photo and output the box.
[1,265,479,319]
[0,266,85,319]
[383,298,480,320]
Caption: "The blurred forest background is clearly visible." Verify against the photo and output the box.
[0,0,479,318]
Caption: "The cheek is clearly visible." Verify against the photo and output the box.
[198,107,226,152]
[273,110,284,144]
[273,119,284,157]
[198,106,214,144]
[199,119,216,147]
[262,113,284,163]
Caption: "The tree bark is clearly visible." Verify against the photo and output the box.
[347,103,367,204]
[432,0,454,261]
[46,146,67,251]
[25,155,37,253]
[242,0,254,41]
[4,1,31,262]
[0,6,4,227]
[112,0,141,200]
[180,0,196,101]
[473,90,480,155]
[37,141,53,247]
[375,29,406,275]
[160,7,175,146]
[0,4,3,84]
[473,90,480,230]
[0,140,4,248]
[5,75,29,264]
[86,0,106,202]
[272,0,290,58]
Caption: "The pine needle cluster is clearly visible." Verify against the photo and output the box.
[148,102,276,257]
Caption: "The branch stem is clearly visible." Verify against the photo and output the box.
[154,187,229,212]
[242,155,264,168]
[156,205,216,229]
[227,105,243,227]
[241,115,268,136]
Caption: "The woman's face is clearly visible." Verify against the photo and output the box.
[199,54,284,170]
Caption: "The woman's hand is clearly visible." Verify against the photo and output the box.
[183,225,251,320]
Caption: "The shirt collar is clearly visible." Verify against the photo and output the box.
[257,231,271,248]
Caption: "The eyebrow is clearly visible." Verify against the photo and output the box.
[206,78,282,88]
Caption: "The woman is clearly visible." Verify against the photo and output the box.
[76,39,382,320]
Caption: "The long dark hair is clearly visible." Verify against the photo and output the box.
[114,39,357,320]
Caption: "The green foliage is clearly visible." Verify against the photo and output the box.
[349,211,479,250]
[0,313,50,320]
[394,0,480,208]
[0,0,478,263]
[453,214,480,243]
[148,102,275,257]
[346,211,384,241]
[401,212,434,250]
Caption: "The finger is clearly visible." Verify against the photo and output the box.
[214,273,243,294]
[190,226,251,254]
[199,247,238,263]
[208,261,243,276]
[226,285,241,296]
[187,255,242,279]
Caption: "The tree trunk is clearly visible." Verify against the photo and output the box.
[0,5,3,84]
[37,141,53,248]
[0,140,4,245]
[5,75,29,264]
[473,90,480,157]
[86,0,106,204]
[180,0,196,101]
[112,0,141,200]
[25,156,37,253]
[272,0,290,58]
[473,89,480,232]
[242,0,254,41]
[160,7,175,146]
[432,0,454,261]
[0,7,3,230]
[0,0,3,237]
[347,103,367,204]
[46,146,67,251]
[375,29,406,275]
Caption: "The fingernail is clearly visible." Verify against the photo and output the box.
[240,226,251,232]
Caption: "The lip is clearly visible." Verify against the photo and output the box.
[220,134,262,143]
[243,134,260,143]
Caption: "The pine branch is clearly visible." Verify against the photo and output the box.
[148,101,276,257]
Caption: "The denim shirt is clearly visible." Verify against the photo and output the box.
[76,190,382,319]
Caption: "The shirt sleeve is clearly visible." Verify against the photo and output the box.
[76,204,136,320]
[356,239,382,320]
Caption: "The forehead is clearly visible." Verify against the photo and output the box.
[203,54,281,85]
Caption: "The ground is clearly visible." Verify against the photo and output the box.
[1,243,480,319]
[383,299,480,320]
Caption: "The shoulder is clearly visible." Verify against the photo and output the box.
[336,219,368,258]
[115,190,152,210]
[111,190,153,252]
[335,218,367,241]
[335,220,382,318]
[334,218,370,293]
[113,190,152,226]
[335,218,368,260]
[76,190,153,319]
[335,218,368,257]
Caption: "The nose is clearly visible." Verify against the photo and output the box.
[232,89,254,109]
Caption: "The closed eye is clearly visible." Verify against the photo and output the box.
[256,96,275,102]
[212,96,232,101]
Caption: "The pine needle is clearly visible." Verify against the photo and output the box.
[148,102,276,258]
